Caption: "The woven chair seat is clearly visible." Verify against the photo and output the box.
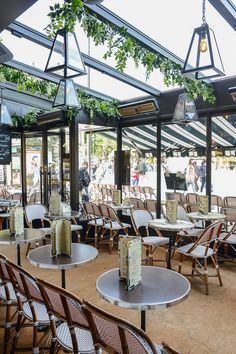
[23,301,51,325]
[88,218,103,226]
[39,227,51,235]
[142,236,169,246]
[0,282,17,302]
[103,221,131,230]
[219,233,236,244]
[177,243,214,258]
[71,224,83,231]
[178,228,202,237]
[56,322,95,353]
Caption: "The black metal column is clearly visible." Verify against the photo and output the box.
[116,126,122,193]
[156,119,161,218]
[206,116,212,212]
[60,129,65,201]
[20,132,27,207]
[69,120,79,210]
[42,130,48,206]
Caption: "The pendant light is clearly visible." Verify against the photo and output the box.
[172,93,199,124]
[45,29,86,79]
[0,87,12,126]
[182,0,225,80]
[45,26,87,108]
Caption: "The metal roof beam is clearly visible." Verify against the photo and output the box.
[209,0,236,30]
[7,21,160,97]
[7,60,116,101]
[86,5,195,69]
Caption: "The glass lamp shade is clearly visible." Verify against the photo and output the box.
[172,93,199,124]
[228,87,236,102]
[53,79,80,108]
[0,103,13,126]
[182,23,225,80]
[45,29,86,79]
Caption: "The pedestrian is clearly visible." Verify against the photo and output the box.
[79,161,91,203]
[199,159,206,193]
[186,159,197,193]
[131,164,140,186]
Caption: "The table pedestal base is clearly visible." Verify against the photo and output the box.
[61,269,66,289]
[141,310,146,331]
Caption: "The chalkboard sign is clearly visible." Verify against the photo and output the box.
[164,172,187,191]
[0,132,11,164]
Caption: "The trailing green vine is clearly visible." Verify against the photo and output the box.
[46,0,216,104]
[0,64,120,128]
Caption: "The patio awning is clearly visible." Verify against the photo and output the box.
[98,115,236,151]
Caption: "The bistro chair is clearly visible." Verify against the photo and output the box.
[99,204,131,254]
[24,203,51,255]
[176,205,202,245]
[211,195,223,212]
[143,186,156,199]
[36,277,95,354]
[220,207,236,228]
[129,197,145,209]
[131,209,169,266]
[166,192,186,205]
[83,300,181,354]
[6,260,51,353]
[186,193,199,205]
[223,196,236,208]
[218,222,236,263]
[83,201,103,248]
[0,254,19,354]
[144,199,157,218]
[176,221,223,295]
[61,202,83,242]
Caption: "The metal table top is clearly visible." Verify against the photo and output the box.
[28,243,98,270]
[149,219,194,232]
[96,266,190,310]
[186,212,226,221]
[0,228,45,245]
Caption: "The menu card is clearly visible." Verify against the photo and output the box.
[123,197,130,206]
[118,235,142,291]
[165,200,178,224]
[9,207,24,235]
[113,190,121,206]
[49,192,61,216]
[51,219,71,257]
[198,196,208,215]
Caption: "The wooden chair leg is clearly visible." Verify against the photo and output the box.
[191,258,196,276]
[149,246,153,266]
[109,229,113,255]
[213,254,223,287]
[26,242,31,256]
[204,258,209,295]
[76,231,80,243]
[178,254,183,273]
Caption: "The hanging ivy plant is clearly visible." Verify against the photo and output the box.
[0,64,120,127]
[46,0,216,104]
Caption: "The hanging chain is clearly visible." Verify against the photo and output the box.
[202,0,207,23]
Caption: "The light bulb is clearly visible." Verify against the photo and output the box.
[199,37,208,53]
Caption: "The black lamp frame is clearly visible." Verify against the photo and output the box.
[182,23,225,80]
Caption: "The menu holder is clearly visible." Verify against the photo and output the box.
[118,235,142,291]
[198,196,208,215]
[165,200,178,224]
[113,190,121,206]
[49,192,61,216]
[51,219,71,257]
[9,207,24,235]
[123,197,130,206]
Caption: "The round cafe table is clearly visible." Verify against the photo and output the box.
[44,210,81,220]
[28,243,98,289]
[0,228,45,266]
[148,219,194,269]
[186,212,226,222]
[96,266,190,332]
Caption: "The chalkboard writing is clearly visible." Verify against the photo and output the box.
[0,132,11,164]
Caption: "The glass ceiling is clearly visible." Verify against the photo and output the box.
[2,0,236,101]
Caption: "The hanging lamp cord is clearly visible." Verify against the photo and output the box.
[202,0,207,24]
